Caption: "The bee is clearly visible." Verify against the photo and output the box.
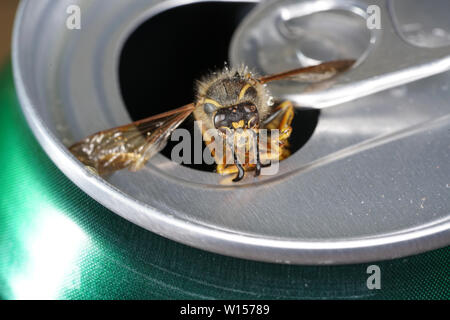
[69,60,354,182]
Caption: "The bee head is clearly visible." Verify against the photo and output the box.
[197,70,267,134]
[212,102,259,134]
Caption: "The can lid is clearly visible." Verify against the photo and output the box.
[13,0,450,264]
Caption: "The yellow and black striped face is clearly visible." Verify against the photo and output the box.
[212,102,259,133]
[201,77,260,132]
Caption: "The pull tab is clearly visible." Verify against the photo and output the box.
[231,0,450,108]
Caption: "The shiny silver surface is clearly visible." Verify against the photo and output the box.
[13,0,450,264]
[231,0,450,108]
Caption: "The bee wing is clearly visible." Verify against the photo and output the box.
[69,103,195,175]
[258,59,355,84]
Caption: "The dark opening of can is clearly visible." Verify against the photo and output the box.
[119,1,319,172]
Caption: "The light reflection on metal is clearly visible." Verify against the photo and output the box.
[10,206,87,300]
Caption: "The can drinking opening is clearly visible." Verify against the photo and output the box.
[119,1,319,172]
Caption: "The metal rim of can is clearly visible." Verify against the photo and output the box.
[12,0,450,265]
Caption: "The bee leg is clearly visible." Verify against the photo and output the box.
[278,127,292,141]
[255,132,262,177]
[216,147,244,182]
[255,162,261,177]
[261,161,272,168]
[215,142,240,178]
[232,150,245,182]
[266,100,295,162]
[222,139,245,182]
[216,163,238,175]
[233,164,245,182]
[276,101,294,134]
[254,131,271,177]
[255,160,272,177]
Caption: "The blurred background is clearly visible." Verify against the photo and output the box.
[0,1,18,64]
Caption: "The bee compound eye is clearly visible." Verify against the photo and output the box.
[203,103,218,114]
[214,113,226,126]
